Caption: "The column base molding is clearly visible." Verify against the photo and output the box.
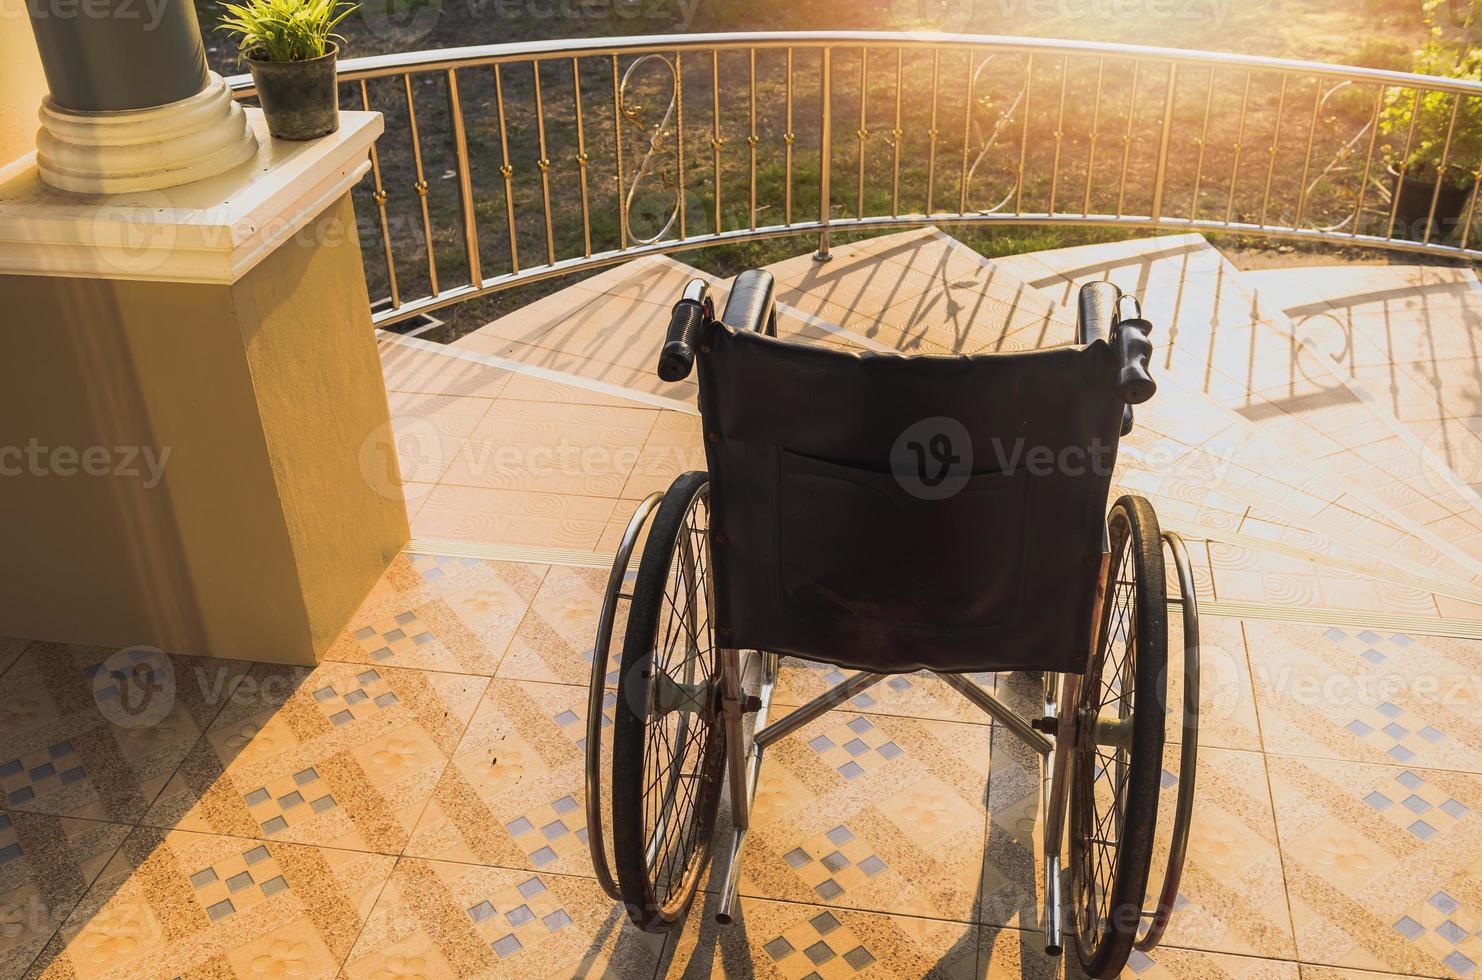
[36,72,257,194]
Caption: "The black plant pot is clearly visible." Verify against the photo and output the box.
[1387,164,1473,242]
[246,44,340,141]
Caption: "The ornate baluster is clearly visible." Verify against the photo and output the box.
[612,55,626,251]
[1014,52,1033,216]
[959,51,973,216]
[817,47,832,259]
[1259,74,1288,228]
[1189,67,1216,222]
[1293,81,1324,230]
[1459,161,1482,252]
[1224,70,1253,225]
[1083,57,1105,218]
[1150,62,1178,223]
[1048,54,1070,216]
[1423,92,1462,245]
[785,47,794,226]
[532,62,556,265]
[360,79,399,310]
[676,51,686,239]
[748,48,758,231]
[1385,88,1422,240]
[711,49,723,236]
[572,58,592,258]
[859,47,869,221]
[403,73,439,296]
[1116,60,1139,219]
[493,64,519,274]
[446,68,482,287]
[1350,84,1384,239]
[927,49,940,215]
[891,48,903,219]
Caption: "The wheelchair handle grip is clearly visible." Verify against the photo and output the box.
[720,269,778,337]
[1115,317,1156,405]
[1076,280,1120,347]
[658,279,712,383]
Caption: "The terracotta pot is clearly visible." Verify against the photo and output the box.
[1387,163,1472,242]
[246,44,339,141]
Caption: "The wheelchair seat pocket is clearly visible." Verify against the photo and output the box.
[776,449,1028,629]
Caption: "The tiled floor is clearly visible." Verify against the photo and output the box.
[5,234,1482,977]
[5,555,1481,978]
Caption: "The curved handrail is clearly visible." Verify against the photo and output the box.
[226,31,1482,96]
[225,32,1482,327]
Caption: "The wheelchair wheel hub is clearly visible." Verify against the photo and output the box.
[651,669,713,717]
[1088,713,1135,750]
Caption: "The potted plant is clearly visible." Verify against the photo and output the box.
[217,0,359,140]
[1378,3,1482,240]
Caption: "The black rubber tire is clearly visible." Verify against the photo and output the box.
[611,471,727,933]
[1070,495,1168,978]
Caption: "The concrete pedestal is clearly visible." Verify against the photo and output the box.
[0,110,409,664]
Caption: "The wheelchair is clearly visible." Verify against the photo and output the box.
[581,268,1202,978]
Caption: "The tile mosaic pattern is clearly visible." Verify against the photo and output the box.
[13,240,1482,976]
[7,547,1481,977]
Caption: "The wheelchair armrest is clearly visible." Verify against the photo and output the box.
[1076,280,1120,347]
[720,269,778,337]
[658,278,713,383]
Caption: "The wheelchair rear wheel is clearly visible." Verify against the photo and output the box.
[611,471,727,932]
[1069,495,1168,978]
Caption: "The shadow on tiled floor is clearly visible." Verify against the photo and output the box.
[3,548,1481,977]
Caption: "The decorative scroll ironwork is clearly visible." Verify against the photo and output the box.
[226,32,1482,327]
[618,53,682,247]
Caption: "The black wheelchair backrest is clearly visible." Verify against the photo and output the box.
[682,278,1144,676]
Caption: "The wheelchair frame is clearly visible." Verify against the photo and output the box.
[581,274,1203,975]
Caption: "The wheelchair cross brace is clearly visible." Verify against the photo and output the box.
[710,653,1077,956]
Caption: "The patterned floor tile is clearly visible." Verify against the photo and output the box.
[324,553,547,675]
[1149,747,1296,959]
[665,893,979,978]
[0,644,251,824]
[0,813,130,979]
[142,661,486,853]
[1298,965,1435,979]
[979,730,1295,959]
[405,679,596,875]
[1246,622,1482,772]
[494,565,627,689]
[25,826,394,979]
[343,858,668,979]
[1170,613,1263,753]
[1105,945,1302,978]
[735,710,991,921]
[1268,755,1482,976]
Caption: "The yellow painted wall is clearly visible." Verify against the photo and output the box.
[0,0,45,168]
[0,193,409,663]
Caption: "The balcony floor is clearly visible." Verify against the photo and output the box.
[5,231,1482,978]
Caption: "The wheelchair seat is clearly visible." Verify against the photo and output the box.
[695,320,1125,675]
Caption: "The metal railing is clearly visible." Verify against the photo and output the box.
[227,32,1482,327]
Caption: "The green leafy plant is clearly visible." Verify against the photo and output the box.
[1379,0,1482,186]
[216,0,358,63]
